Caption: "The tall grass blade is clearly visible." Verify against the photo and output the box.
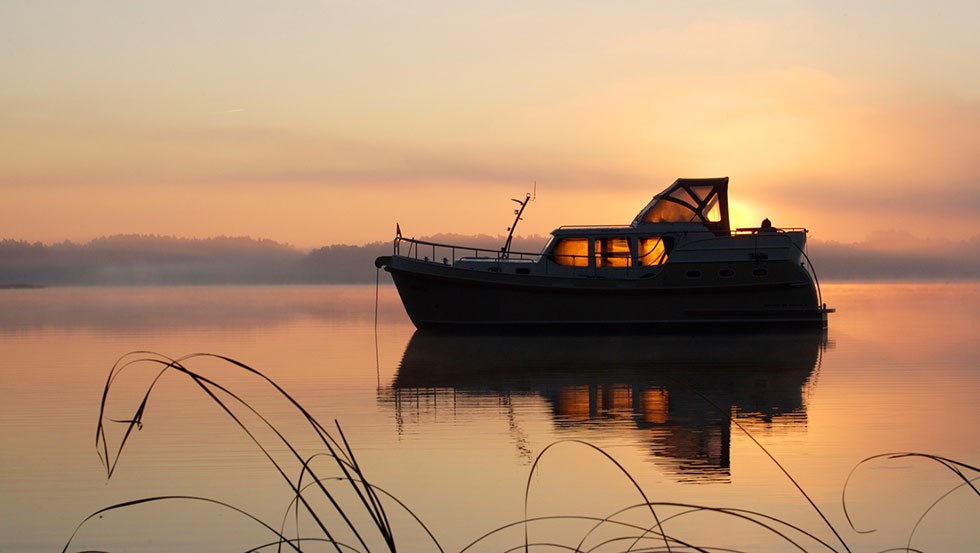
[524,440,671,553]
[842,452,980,534]
[85,351,440,553]
[61,496,310,553]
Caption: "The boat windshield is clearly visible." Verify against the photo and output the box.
[633,177,730,235]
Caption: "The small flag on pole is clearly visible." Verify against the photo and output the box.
[396,223,402,238]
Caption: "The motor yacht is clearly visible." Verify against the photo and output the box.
[375,177,832,329]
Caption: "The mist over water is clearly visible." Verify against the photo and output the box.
[2,233,978,286]
[1,282,978,552]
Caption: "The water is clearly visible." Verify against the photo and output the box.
[1,283,978,552]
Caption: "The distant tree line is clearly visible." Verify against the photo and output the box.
[0,236,307,285]
[0,234,548,286]
[0,233,977,286]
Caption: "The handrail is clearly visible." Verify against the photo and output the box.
[732,227,808,235]
[791,241,825,309]
[393,236,544,263]
[739,228,824,309]
[391,236,613,277]
[556,224,633,230]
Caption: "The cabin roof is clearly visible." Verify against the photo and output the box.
[550,222,709,237]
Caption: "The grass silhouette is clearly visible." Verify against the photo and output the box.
[63,352,978,552]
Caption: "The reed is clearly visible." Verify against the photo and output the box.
[63,351,977,553]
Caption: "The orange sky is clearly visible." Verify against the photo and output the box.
[2,2,979,249]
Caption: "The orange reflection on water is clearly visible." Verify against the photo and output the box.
[555,386,591,421]
[601,385,633,416]
[554,385,652,421]
[640,388,669,424]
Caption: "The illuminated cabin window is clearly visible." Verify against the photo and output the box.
[642,200,698,223]
[703,196,721,222]
[595,237,632,268]
[637,237,669,266]
[551,238,589,267]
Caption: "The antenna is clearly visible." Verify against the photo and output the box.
[501,182,537,259]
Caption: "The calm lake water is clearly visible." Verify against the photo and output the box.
[1,282,978,552]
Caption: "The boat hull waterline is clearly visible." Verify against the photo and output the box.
[379,256,830,329]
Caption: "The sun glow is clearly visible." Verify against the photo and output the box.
[728,198,767,231]
[3,4,979,246]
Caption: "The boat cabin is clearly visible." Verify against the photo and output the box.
[543,177,731,271]
[401,175,805,280]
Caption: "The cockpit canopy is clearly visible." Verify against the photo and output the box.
[632,177,730,236]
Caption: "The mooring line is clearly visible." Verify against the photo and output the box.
[374,266,381,387]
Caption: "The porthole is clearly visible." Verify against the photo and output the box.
[719,269,735,278]
[752,268,768,277]
[686,270,702,278]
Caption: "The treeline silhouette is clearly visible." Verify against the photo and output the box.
[1,232,977,286]
[0,234,547,286]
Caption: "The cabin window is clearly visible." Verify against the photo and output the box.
[641,200,699,223]
[594,237,632,268]
[637,237,670,266]
[551,238,589,267]
[669,187,699,208]
[689,185,714,202]
[703,196,722,222]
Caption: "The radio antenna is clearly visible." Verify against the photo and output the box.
[501,182,536,258]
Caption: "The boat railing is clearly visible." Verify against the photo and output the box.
[556,224,632,230]
[732,227,808,235]
[733,227,825,309]
[791,239,825,310]
[393,236,544,265]
[392,236,620,277]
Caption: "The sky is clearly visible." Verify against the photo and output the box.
[2,1,979,249]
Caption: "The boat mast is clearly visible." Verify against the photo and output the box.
[501,184,535,259]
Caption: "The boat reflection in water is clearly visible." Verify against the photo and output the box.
[381,330,828,483]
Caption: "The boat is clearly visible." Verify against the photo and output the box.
[375,177,833,329]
